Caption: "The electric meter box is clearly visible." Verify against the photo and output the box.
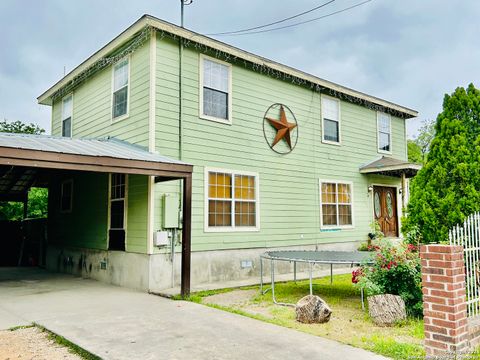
[154,231,169,247]
[163,193,179,228]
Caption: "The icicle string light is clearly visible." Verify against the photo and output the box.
[51,26,409,118]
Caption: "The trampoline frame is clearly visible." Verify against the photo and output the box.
[259,250,372,309]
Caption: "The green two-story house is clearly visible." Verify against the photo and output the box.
[35,15,419,293]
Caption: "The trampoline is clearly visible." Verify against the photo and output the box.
[259,250,373,308]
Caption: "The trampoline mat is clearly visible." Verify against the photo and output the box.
[262,250,372,264]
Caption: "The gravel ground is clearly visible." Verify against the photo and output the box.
[0,327,82,360]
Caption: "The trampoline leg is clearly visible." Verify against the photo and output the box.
[271,259,276,304]
[330,263,333,284]
[361,287,365,311]
[293,261,297,283]
[309,262,313,295]
[260,256,263,293]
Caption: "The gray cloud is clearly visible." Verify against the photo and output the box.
[1,0,479,137]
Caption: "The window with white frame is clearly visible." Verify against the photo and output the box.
[109,173,127,251]
[201,57,231,122]
[320,180,353,228]
[321,96,340,143]
[206,169,258,230]
[61,95,72,137]
[112,58,129,119]
[377,112,391,152]
[60,179,73,213]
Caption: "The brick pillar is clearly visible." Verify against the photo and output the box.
[420,244,468,356]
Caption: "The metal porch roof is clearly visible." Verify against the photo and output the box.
[0,132,188,166]
[359,156,421,178]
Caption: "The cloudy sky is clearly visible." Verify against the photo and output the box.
[1,0,479,137]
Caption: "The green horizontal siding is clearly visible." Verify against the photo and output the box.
[126,175,148,253]
[51,42,151,147]
[48,172,108,250]
[155,37,406,252]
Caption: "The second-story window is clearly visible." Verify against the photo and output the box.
[200,56,231,123]
[321,96,340,144]
[377,112,392,153]
[61,95,72,137]
[112,58,129,120]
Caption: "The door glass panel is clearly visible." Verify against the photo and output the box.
[386,192,393,218]
[374,192,381,218]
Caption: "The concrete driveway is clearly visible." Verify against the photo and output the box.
[0,268,387,360]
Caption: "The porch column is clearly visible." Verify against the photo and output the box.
[401,172,407,210]
[181,173,192,297]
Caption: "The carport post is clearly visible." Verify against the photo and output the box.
[181,173,192,297]
[23,192,28,219]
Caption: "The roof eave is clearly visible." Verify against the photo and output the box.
[37,15,151,105]
[37,14,419,118]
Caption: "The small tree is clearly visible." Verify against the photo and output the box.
[403,84,480,243]
[407,119,435,165]
[0,119,45,135]
[407,140,423,164]
[0,120,47,220]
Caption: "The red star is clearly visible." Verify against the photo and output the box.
[266,105,297,149]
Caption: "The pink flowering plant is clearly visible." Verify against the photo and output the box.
[353,239,423,317]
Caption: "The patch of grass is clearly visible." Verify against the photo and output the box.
[8,324,35,331]
[34,324,101,360]
[182,273,426,360]
[361,335,424,359]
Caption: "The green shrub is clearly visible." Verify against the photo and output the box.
[403,84,480,243]
[353,240,423,317]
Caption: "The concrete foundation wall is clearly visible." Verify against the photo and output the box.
[48,241,359,293]
[148,241,359,292]
[46,245,150,291]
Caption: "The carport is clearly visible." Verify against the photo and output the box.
[0,132,193,296]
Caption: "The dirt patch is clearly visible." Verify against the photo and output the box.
[0,326,82,360]
[202,289,275,319]
[202,289,258,307]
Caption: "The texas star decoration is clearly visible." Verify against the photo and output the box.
[265,105,297,149]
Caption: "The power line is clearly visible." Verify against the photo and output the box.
[211,0,373,37]
[206,0,336,36]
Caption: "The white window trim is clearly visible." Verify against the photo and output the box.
[204,167,260,232]
[377,111,392,155]
[199,54,233,125]
[319,179,354,230]
[111,56,131,123]
[60,179,73,214]
[61,94,73,138]
[107,174,129,248]
[321,94,341,146]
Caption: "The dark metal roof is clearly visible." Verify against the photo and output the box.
[0,132,188,165]
[359,156,421,178]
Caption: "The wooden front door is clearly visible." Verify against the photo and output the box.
[373,186,398,237]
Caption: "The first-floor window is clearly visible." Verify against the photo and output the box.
[60,179,73,213]
[109,173,127,250]
[320,180,353,228]
[206,169,258,230]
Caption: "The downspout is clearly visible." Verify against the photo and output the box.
[175,2,185,289]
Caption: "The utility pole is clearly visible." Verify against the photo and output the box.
[180,0,193,28]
